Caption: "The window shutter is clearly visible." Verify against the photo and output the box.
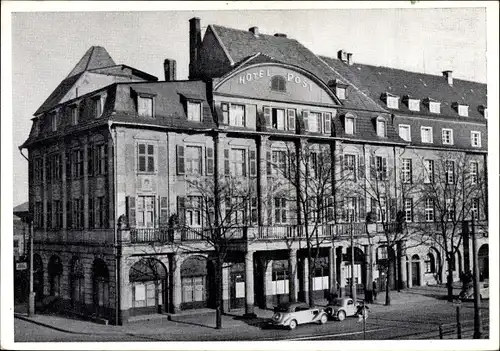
[160,197,169,227]
[359,197,366,222]
[126,196,136,228]
[358,156,365,180]
[242,151,247,177]
[67,200,72,229]
[176,145,185,175]
[287,109,296,131]
[382,158,388,179]
[266,151,271,175]
[323,112,332,135]
[263,106,271,128]
[339,155,344,178]
[411,199,414,222]
[249,150,257,176]
[177,196,186,226]
[223,149,230,175]
[302,110,309,131]
[390,198,397,221]
[370,156,375,180]
[409,159,413,184]
[206,147,214,175]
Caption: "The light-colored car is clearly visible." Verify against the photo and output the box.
[459,281,489,300]
[270,302,328,330]
[325,297,368,321]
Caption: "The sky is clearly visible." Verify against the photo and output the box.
[3,2,494,207]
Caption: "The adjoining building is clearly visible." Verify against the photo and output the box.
[21,18,488,324]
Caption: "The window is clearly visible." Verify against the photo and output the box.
[271,108,286,130]
[136,196,155,228]
[138,143,155,173]
[272,150,287,176]
[344,154,356,181]
[96,144,108,175]
[401,159,412,183]
[424,159,434,183]
[375,197,387,223]
[274,198,287,224]
[230,149,246,176]
[376,118,386,137]
[250,197,258,224]
[404,198,413,222]
[93,96,103,118]
[399,124,411,142]
[53,200,63,229]
[442,129,454,145]
[35,202,43,228]
[471,131,481,147]
[471,198,479,220]
[72,149,84,178]
[425,198,434,222]
[458,105,469,117]
[138,96,153,118]
[185,146,202,175]
[425,253,435,273]
[51,112,58,132]
[96,196,108,229]
[374,156,387,180]
[421,127,433,143]
[346,197,358,222]
[72,198,84,229]
[309,152,319,178]
[46,202,53,229]
[271,76,286,92]
[308,112,322,133]
[445,160,455,184]
[470,162,478,184]
[226,197,247,225]
[221,103,229,123]
[408,99,420,111]
[70,105,78,125]
[345,116,355,135]
[446,198,455,221]
[34,157,43,183]
[186,196,202,227]
[229,104,245,127]
[429,101,440,114]
[187,101,202,122]
[336,87,346,100]
[387,96,399,109]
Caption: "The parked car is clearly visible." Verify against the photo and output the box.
[325,297,368,321]
[270,302,328,330]
[459,280,489,300]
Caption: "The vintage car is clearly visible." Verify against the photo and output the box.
[459,281,489,300]
[325,297,368,321]
[270,302,328,330]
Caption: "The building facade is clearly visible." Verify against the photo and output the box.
[21,18,488,324]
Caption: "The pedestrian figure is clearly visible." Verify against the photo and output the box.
[372,280,377,301]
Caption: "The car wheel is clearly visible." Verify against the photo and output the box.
[289,319,298,330]
[337,310,346,321]
[320,314,328,325]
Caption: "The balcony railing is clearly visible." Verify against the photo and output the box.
[179,226,246,241]
[130,228,173,243]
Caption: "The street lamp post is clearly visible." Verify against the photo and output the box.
[28,217,35,316]
[350,214,356,302]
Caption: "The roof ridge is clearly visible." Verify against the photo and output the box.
[211,24,294,40]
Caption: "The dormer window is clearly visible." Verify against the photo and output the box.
[187,100,202,122]
[336,87,346,100]
[344,113,356,135]
[456,103,469,117]
[138,96,154,118]
[271,76,287,92]
[424,98,441,114]
[328,79,349,101]
[92,95,104,118]
[478,105,487,119]
[50,112,58,132]
[382,93,399,109]
[70,104,79,125]
[404,96,420,112]
[376,117,387,137]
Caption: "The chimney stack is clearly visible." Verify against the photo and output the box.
[189,17,201,80]
[164,59,177,81]
[337,50,348,63]
[442,70,453,86]
[347,53,353,66]
[249,27,259,37]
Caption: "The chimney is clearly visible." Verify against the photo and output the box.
[274,33,287,38]
[347,53,353,66]
[337,50,348,63]
[249,26,259,37]
[164,59,177,81]
[442,70,453,86]
[189,17,201,80]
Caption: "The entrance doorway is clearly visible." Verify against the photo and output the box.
[411,254,420,286]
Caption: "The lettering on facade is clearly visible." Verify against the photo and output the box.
[238,68,313,91]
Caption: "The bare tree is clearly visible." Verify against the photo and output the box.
[183,175,257,329]
[414,151,483,301]
[356,148,426,306]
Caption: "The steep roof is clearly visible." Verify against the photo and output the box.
[321,56,487,120]
[66,46,116,78]
[209,25,386,113]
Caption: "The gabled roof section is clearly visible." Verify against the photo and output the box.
[67,46,116,78]
[34,73,83,115]
[320,56,487,120]
[208,25,386,112]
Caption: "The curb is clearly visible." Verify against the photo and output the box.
[14,313,87,335]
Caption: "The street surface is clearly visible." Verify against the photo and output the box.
[13,286,490,342]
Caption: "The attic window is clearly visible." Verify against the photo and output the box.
[478,105,487,118]
[382,93,399,109]
[271,76,286,92]
[187,101,202,122]
[138,96,154,118]
[50,112,58,132]
[336,87,346,100]
[425,98,441,114]
[343,113,356,135]
[92,95,104,118]
[376,117,387,138]
[404,96,420,112]
[70,105,79,125]
[458,104,469,117]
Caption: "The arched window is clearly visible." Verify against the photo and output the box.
[425,253,435,273]
[93,258,109,315]
[48,255,63,297]
[271,76,286,92]
[129,258,167,316]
